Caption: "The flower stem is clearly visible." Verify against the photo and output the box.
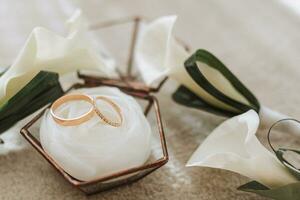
[259,106,300,135]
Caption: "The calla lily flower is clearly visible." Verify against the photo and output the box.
[135,16,250,113]
[186,110,298,189]
[0,9,115,106]
[135,16,300,135]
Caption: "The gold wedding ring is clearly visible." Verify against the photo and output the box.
[93,96,123,127]
[50,94,123,127]
[50,94,94,126]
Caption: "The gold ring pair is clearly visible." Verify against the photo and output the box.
[50,94,123,127]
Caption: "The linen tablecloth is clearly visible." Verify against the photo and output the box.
[0,0,299,199]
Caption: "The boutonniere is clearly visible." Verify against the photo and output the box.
[171,49,300,136]
[135,15,300,135]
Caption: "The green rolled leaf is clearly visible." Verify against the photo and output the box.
[172,85,238,117]
[238,181,300,200]
[173,49,260,116]
[0,71,64,133]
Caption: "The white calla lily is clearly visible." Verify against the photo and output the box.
[0,9,114,106]
[186,110,298,188]
[136,16,300,136]
[135,16,247,112]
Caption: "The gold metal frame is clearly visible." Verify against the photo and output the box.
[20,81,168,195]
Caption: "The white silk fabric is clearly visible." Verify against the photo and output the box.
[40,87,152,181]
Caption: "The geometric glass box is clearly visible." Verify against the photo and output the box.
[20,80,168,195]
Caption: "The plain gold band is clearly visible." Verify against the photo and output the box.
[50,94,94,126]
[93,96,123,127]
[50,94,123,127]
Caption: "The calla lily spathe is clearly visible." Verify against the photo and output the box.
[135,16,189,87]
[186,110,297,188]
[135,16,254,113]
[136,16,300,135]
[0,10,114,106]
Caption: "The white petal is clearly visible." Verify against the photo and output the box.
[134,16,237,111]
[0,125,27,155]
[187,110,297,188]
[135,16,188,87]
[0,113,38,155]
[0,10,114,105]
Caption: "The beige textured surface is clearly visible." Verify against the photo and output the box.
[1,0,300,199]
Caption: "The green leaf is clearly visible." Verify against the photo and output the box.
[173,49,260,116]
[0,71,64,133]
[172,85,239,117]
[238,181,300,200]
